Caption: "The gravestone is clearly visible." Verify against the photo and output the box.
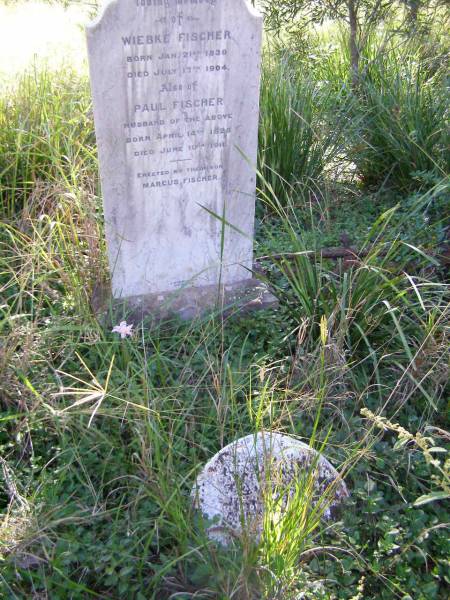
[86,0,274,319]
[192,432,349,545]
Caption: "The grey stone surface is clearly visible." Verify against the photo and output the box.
[86,0,263,311]
[114,277,278,321]
[192,432,349,544]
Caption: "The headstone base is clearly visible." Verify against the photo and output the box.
[95,279,278,323]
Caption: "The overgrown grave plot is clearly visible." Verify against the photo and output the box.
[1,178,448,598]
[1,7,450,598]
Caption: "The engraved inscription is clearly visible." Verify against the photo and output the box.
[123,9,233,191]
[120,0,233,189]
[87,0,262,297]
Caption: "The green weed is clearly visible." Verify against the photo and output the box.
[1,20,449,600]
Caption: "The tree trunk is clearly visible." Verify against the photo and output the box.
[348,0,360,89]
[409,0,420,24]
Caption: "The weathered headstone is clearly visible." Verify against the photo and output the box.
[192,432,349,544]
[87,0,274,319]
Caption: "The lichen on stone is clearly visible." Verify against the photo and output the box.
[192,431,349,544]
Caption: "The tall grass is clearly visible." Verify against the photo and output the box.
[258,55,349,205]
[349,55,449,189]
[259,179,449,409]
[261,26,449,195]
[0,65,95,219]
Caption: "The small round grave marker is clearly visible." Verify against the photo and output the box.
[192,432,349,544]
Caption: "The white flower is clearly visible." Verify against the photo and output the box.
[112,321,134,339]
